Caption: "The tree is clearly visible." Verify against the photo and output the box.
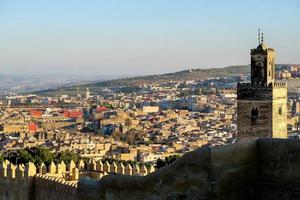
[27,147,54,166]
[18,149,34,164]
[7,149,33,165]
[156,158,166,169]
[165,155,180,164]
[54,150,79,165]
[156,155,181,169]
[6,147,54,166]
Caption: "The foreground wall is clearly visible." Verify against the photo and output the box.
[2,138,300,200]
[0,158,153,200]
[0,177,33,200]
[0,162,36,200]
[34,175,77,200]
[79,139,258,200]
[257,138,300,199]
[78,138,300,200]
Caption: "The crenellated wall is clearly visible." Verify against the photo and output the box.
[78,138,300,200]
[0,161,36,200]
[78,139,259,200]
[34,175,77,200]
[2,138,300,200]
[0,158,155,200]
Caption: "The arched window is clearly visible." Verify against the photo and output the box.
[278,107,282,115]
[251,107,258,125]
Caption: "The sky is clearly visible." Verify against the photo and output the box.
[0,0,299,76]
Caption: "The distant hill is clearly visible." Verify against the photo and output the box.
[35,65,250,96]
[93,65,250,87]
[0,73,119,95]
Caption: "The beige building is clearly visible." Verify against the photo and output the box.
[237,36,287,138]
[142,106,159,114]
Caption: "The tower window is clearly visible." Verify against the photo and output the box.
[251,107,258,125]
[279,107,282,115]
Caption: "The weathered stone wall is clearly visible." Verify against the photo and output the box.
[237,98,273,137]
[272,86,288,138]
[0,162,36,200]
[0,158,154,200]
[34,175,77,200]
[0,178,33,200]
[257,138,300,199]
[78,138,300,200]
[42,121,76,130]
[2,138,300,200]
[237,83,288,139]
[79,139,258,200]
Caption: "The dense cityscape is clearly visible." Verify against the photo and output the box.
[1,63,300,166]
[0,1,299,199]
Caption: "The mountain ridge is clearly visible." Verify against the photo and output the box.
[34,65,250,96]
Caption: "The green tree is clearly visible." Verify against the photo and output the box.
[7,149,33,164]
[18,149,34,164]
[54,150,79,165]
[156,158,166,169]
[156,155,181,169]
[28,147,54,166]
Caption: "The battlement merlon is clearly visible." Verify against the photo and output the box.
[35,174,78,195]
[237,82,287,101]
[251,46,275,54]
[272,82,287,88]
[0,159,155,181]
[237,83,272,100]
[237,82,287,88]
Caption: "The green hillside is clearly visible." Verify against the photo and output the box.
[35,65,250,96]
[94,65,250,87]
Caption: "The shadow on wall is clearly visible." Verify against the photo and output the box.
[2,138,300,200]
[79,138,300,200]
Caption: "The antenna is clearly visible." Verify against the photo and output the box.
[258,28,261,44]
[261,33,264,43]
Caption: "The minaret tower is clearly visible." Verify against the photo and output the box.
[250,30,275,86]
[86,87,90,99]
[237,30,287,139]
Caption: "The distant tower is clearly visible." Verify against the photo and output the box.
[77,86,80,96]
[237,31,287,138]
[86,87,90,99]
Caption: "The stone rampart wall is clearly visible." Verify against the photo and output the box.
[79,139,258,200]
[34,175,77,200]
[2,138,300,200]
[0,158,154,200]
[78,138,300,200]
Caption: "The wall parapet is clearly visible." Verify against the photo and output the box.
[0,160,36,181]
[0,159,155,182]
[78,138,300,200]
[273,82,287,88]
[34,174,77,195]
[3,139,300,200]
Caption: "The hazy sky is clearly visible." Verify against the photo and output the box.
[0,0,299,76]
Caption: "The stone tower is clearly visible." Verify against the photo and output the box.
[86,87,90,99]
[237,33,287,138]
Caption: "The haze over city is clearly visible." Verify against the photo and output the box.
[0,0,299,76]
[1,1,300,200]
